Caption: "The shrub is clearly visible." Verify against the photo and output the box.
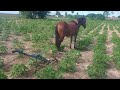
[0,69,7,79]
[59,57,76,73]
[0,57,4,68]
[35,65,62,79]
[87,63,106,79]
[0,45,7,54]
[10,64,28,78]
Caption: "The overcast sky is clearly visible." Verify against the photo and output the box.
[0,11,120,17]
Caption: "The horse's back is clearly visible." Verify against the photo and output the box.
[56,21,78,37]
[56,21,68,36]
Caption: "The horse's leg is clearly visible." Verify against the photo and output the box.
[70,36,73,49]
[74,34,77,49]
[58,36,64,51]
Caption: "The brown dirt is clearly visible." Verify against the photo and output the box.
[99,23,105,34]
[0,33,34,79]
[113,26,120,37]
[106,24,114,56]
[85,22,104,37]
[61,23,106,79]
[63,51,93,79]
[62,23,106,79]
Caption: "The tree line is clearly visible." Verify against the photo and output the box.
[20,11,120,20]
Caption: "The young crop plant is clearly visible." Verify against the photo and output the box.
[10,64,28,78]
[0,45,8,54]
[35,65,62,79]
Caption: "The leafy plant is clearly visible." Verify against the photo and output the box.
[10,64,28,78]
[35,65,62,79]
[23,33,31,41]
[0,69,7,79]
[87,63,106,79]
[0,33,9,41]
[77,36,92,50]
[28,58,37,67]
[0,45,7,54]
[59,57,76,73]
[13,38,24,50]
[0,57,4,68]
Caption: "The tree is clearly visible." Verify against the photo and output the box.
[19,11,50,19]
[71,11,74,13]
[86,13,105,20]
[65,12,67,17]
[118,15,120,18]
[86,13,96,19]
[71,11,74,16]
[103,11,114,18]
[56,11,62,17]
[37,11,50,18]
[96,14,105,20]
[77,12,79,16]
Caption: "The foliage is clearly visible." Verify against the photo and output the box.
[10,64,28,78]
[0,57,4,68]
[86,13,105,20]
[13,38,24,50]
[59,55,77,73]
[23,33,31,41]
[35,65,62,79]
[19,11,50,19]
[0,69,7,79]
[0,45,7,54]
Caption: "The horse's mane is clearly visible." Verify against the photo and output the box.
[71,20,78,25]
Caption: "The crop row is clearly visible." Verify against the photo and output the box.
[111,32,120,70]
[87,25,109,79]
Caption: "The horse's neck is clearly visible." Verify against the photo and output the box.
[73,20,82,28]
[77,24,81,29]
[74,20,78,24]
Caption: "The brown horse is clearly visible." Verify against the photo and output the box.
[55,17,86,51]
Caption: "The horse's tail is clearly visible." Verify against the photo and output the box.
[55,25,60,49]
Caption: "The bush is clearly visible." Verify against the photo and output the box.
[87,63,106,79]
[0,33,9,41]
[0,57,4,68]
[59,57,76,73]
[28,58,37,67]
[0,45,7,54]
[10,64,28,78]
[23,33,31,41]
[0,69,7,79]
[77,36,92,50]
[13,38,24,50]
[35,65,62,79]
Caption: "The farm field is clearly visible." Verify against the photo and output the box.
[0,17,120,79]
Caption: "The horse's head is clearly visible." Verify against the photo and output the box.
[77,17,86,29]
